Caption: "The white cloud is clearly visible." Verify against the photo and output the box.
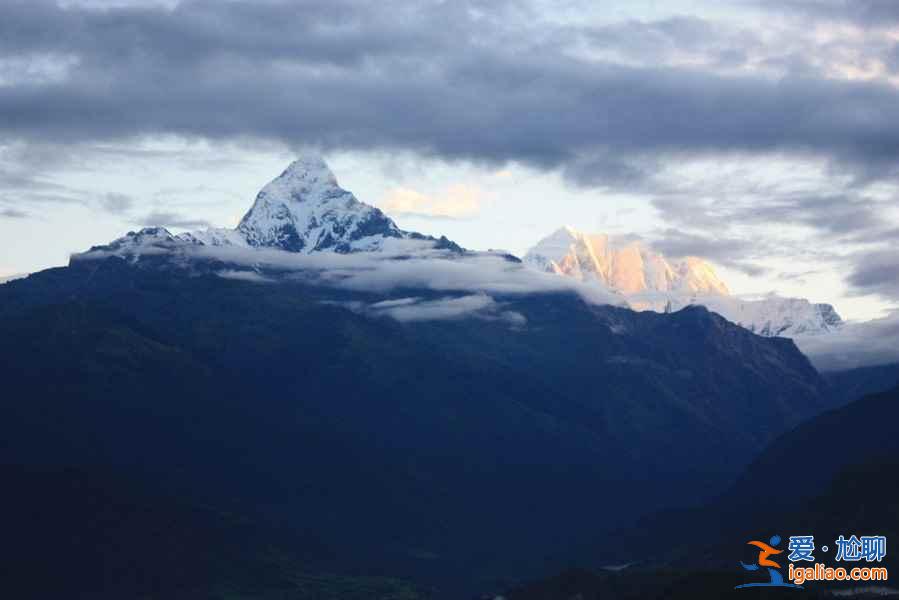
[217,269,274,283]
[328,294,529,324]
[74,234,899,362]
[371,293,497,322]
[380,184,483,219]
[795,310,899,371]
[81,236,624,310]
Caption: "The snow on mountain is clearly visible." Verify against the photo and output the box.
[82,226,185,262]
[0,273,28,284]
[628,292,843,337]
[177,227,248,247]
[524,226,842,337]
[524,226,729,295]
[69,160,841,338]
[76,155,462,261]
[236,155,405,253]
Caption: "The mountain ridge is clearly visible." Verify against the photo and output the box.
[72,159,842,343]
[525,226,730,296]
[77,155,463,262]
[524,226,843,338]
[0,251,832,595]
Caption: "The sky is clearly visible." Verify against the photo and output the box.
[2,0,899,322]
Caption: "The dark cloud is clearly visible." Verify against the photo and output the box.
[3,0,899,185]
[649,228,766,276]
[650,229,751,260]
[651,179,894,247]
[0,143,90,205]
[847,249,899,300]
[645,173,899,290]
[0,208,29,219]
[99,192,134,214]
[761,0,899,26]
[137,211,210,229]
[712,192,885,238]
[560,151,661,191]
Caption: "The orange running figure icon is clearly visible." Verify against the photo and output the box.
[735,534,801,589]
[747,539,783,569]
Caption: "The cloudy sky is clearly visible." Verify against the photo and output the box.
[2,0,899,321]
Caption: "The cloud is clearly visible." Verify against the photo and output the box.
[98,192,134,215]
[0,208,28,218]
[776,269,823,285]
[369,293,506,322]
[321,293,528,324]
[77,236,625,308]
[136,211,211,229]
[796,310,899,371]
[846,249,899,301]
[0,142,89,205]
[760,0,899,26]
[217,269,274,284]
[380,184,483,219]
[644,162,899,299]
[76,234,619,322]
[648,229,766,276]
[4,0,899,186]
[582,15,758,73]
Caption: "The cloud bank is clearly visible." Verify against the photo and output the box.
[3,0,899,181]
[78,234,624,323]
[796,311,899,371]
[188,239,622,304]
[81,232,899,368]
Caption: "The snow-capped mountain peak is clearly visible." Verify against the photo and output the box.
[524,226,842,337]
[236,155,403,253]
[74,156,465,263]
[524,226,729,296]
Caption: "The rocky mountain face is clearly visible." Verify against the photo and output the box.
[524,226,843,338]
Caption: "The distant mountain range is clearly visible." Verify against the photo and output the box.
[525,226,731,296]
[524,226,843,337]
[70,157,843,340]
[0,157,852,597]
